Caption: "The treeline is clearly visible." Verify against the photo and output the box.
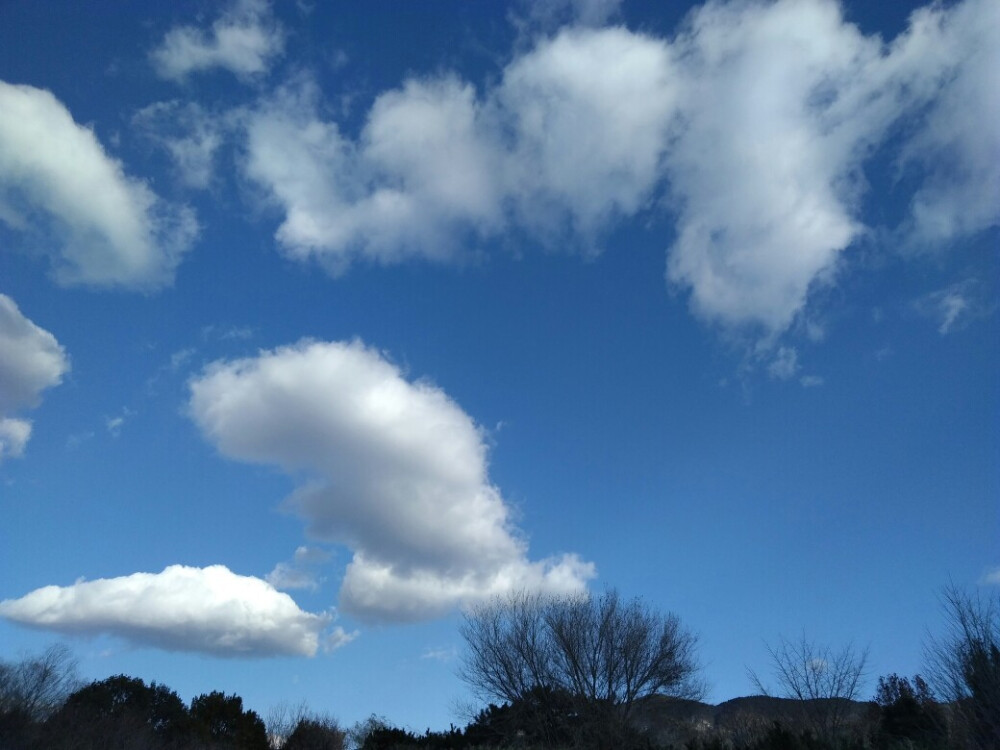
[0,586,996,750]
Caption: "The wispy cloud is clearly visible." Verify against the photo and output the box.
[266,546,332,592]
[982,567,1000,586]
[915,280,993,334]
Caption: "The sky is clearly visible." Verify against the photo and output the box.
[0,0,997,733]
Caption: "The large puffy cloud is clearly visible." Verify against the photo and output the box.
[664,0,999,332]
[241,0,996,339]
[0,294,69,460]
[151,0,285,82]
[0,565,341,657]
[662,0,880,332]
[498,26,677,242]
[244,76,504,273]
[244,28,674,266]
[188,340,594,622]
[244,27,675,267]
[0,82,197,288]
[895,0,1000,247]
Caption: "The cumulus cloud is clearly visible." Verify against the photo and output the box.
[244,76,503,273]
[244,29,674,268]
[0,294,69,461]
[0,565,335,657]
[151,0,285,82]
[896,0,1000,247]
[498,26,676,243]
[240,0,996,341]
[188,340,594,622]
[0,82,197,288]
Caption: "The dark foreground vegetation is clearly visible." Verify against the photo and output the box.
[0,587,996,750]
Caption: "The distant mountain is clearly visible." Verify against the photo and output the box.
[630,694,876,745]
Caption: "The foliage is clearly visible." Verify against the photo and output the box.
[284,716,348,750]
[190,690,270,749]
[48,674,191,748]
[925,585,1000,750]
[872,673,945,748]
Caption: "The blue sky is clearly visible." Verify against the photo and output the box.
[0,0,997,733]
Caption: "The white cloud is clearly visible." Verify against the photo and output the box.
[662,0,893,333]
[0,294,69,461]
[800,375,824,388]
[522,0,623,30]
[896,0,1000,247]
[151,0,285,82]
[767,346,799,381]
[0,418,31,460]
[0,565,334,658]
[915,280,991,334]
[498,26,677,244]
[420,646,457,662]
[244,29,674,268]
[239,0,995,340]
[133,101,224,190]
[244,76,503,273]
[266,546,332,591]
[188,340,594,622]
[104,408,133,438]
[0,82,197,288]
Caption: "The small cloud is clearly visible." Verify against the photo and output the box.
[981,567,1000,586]
[104,408,133,437]
[0,418,32,460]
[170,348,196,371]
[201,324,254,342]
[66,431,96,450]
[915,280,993,335]
[323,626,358,652]
[799,375,824,388]
[265,546,333,592]
[808,658,829,674]
[132,102,225,190]
[150,0,285,82]
[420,646,457,662]
[767,347,799,381]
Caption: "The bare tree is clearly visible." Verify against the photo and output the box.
[925,585,1000,750]
[748,634,869,741]
[0,644,79,722]
[545,589,702,720]
[459,588,702,737]
[459,590,557,707]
